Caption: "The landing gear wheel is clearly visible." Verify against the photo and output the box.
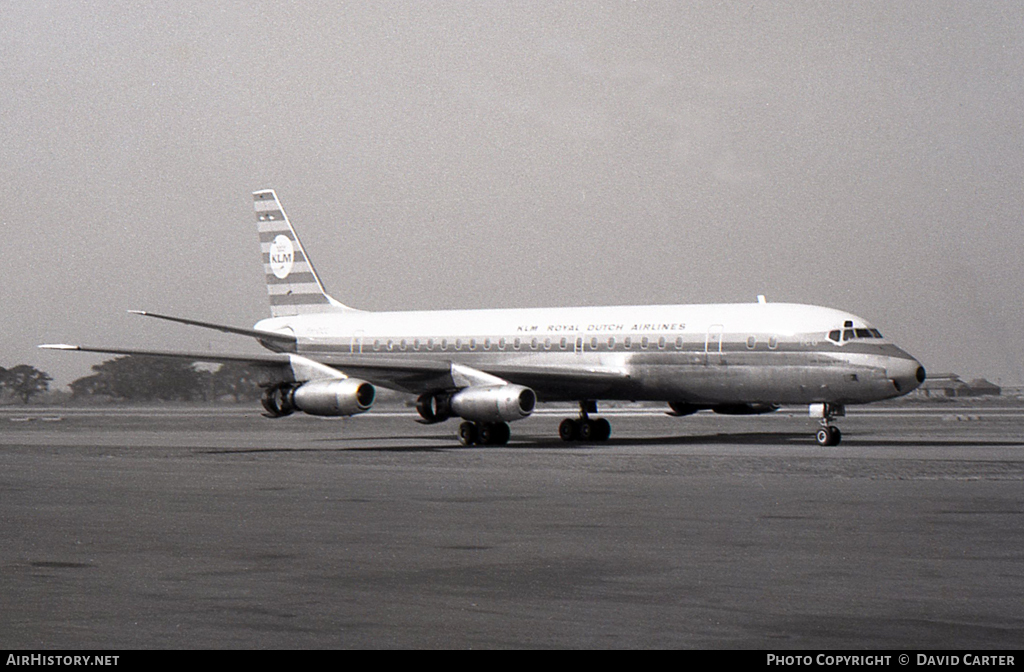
[477,422,511,446]
[559,417,612,442]
[816,426,842,446]
[458,421,478,446]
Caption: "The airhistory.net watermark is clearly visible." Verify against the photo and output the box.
[6,656,118,666]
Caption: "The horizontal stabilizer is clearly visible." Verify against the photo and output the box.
[128,310,297,351]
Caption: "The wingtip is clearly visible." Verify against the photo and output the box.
[38,343,81,351]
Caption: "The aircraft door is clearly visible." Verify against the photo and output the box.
[352,330,365,355]
[705,324,724,365]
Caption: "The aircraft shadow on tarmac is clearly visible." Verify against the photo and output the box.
[202,431,1024,454]
[201,432,806,454]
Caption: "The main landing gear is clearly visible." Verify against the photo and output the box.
[457,421,511,446]
[811,403,845,446]
[559,401,612,442]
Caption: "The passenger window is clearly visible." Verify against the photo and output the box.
[531,338,539,350]
[658,337,666,350]
[624,336,632,349]
[746,336,756,350]
[499,337,506,350]
[560,337,568,350]
[591,337,598,350]
[608,336,616,349]
[441,339,448,351]
[544,337,551,350]
[641,336,649,349]
[675,336,683,349]
[513,337,521,350]
[768,335,779,350]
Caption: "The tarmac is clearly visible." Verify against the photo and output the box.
[1,404,1022,649]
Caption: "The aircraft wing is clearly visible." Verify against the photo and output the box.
[38,344,293,368]
[44,311,630,398]
[304,353,629,398]
[41,342,628,399]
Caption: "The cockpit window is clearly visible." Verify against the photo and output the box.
[831,326,884,343]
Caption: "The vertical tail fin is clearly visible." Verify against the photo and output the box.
[254,189,353,316]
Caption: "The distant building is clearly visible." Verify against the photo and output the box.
[912,373,1001,398]
[966,378,1002,396]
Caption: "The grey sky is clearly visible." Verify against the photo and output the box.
[4,1,1023,389]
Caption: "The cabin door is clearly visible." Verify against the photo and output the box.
[704,324,724,365]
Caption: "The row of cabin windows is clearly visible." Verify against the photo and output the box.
[364,334,781,353]
[367,335,690,353]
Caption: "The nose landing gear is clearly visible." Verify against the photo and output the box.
[816,424,842,447]
[810,403,845,446]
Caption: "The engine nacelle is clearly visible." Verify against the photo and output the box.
[261,384,296,418]
[416,393,453,424]
[449,384,536,424]
[291,378,375,416]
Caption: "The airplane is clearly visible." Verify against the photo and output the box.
[42,189,926,447]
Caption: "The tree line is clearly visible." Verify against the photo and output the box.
[69,357,265,402]
[0,365,53,404]
[1,357,265,404]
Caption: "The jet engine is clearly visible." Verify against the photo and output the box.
[416,393,453,424]
[449,384,536,424]
[260,379,375,418]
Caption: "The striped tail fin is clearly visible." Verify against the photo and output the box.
[254,189,352,316]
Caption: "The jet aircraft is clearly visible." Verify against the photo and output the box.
[43,189,926,446]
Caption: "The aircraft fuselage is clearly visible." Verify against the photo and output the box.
[255,301,924,406]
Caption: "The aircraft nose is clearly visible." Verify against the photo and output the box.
[888,356,926,394]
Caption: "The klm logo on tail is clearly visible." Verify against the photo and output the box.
[268,235,295,279]
[254,189,351,316]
